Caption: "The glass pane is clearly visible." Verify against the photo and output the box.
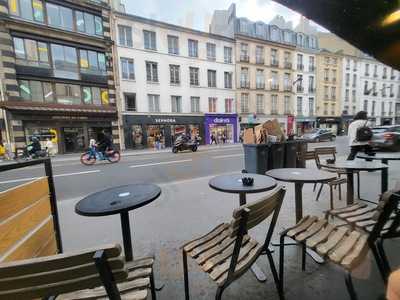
[13,37,25,59]
[43,82,54,102]
[25,39,38,63]
[95,16,103,36]
[37,42,49,64]
[8,0,19,16]
[79,50,88,68]
[76,11,85,32]
[51,44,64,68]
[88,51,98,70]
[92,87,101,105]
[19,80,31,100]
[30,81,44,102]
[20,0,33,20]
[64,46,77,66]
[46,3,60,27]
[70,85,81,104]
[60,6,73,30]
[98,53,106,71]
[84,13,95,35]
[101,89,109,105]
[32,0,44,22]
[82,87,92,104]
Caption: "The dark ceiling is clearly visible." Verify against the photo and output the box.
[274,0,400,69]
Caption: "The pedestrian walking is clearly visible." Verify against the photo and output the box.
[347,111,373,160]
[222,133,227,144]
[210,133,217,145]
[154,134,160,150]
[45,138,54,156]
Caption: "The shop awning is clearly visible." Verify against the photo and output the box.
[274,0,400,69]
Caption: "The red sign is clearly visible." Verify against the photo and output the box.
[287,115,295,135]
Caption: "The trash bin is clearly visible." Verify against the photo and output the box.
[267,142,285,171]
[243,144,270,175]
[296,140,308,168]
[284,141,298,168]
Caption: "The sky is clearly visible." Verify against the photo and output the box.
[120,0,321,32]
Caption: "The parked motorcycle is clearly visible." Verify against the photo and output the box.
[80,146,121,165]
[172,135,198,153]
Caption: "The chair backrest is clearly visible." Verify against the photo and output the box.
[314,147,337,169]
[0,244,126,299]
[368,190,400,243]
[0,176,59,263]
[299,150,316,162]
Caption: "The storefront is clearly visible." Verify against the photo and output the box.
[295,117,316,135]
[316,117,343,135]
[123,114,205,149]
[4,104,117,154]
[204,114,238,144]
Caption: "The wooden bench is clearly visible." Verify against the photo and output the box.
[279,190,400,300]
[182,187,286,300]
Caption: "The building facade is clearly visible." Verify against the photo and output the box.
[210,4,319,135]
[315,50,343,134]
[0,0,119,154]
[113,12,237,149]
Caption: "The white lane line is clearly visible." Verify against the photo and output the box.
[212,154,243,159]
[0,170,101,184]
[129,159,192,168]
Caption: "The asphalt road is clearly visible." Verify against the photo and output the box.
[0,137,348,201]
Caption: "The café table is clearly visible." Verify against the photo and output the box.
[357,152,400,165]
[208,173,277,282]
[75,183,161,262]
[320,160,388,205]
[265,168,337,263]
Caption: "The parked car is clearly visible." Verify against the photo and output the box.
[301,128,336,142]
[369,125,400,151]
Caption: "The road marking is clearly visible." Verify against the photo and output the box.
[0,170,101,184]
[129,159,192,168]
[212,154,243,159]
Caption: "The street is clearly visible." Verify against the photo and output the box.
[0,137,347,201]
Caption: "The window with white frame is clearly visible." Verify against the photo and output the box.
[352,90,356,102]
[167,35,179,55]
[324,86,329,98]
[241,93,249,113]
[240,67,249,87]
[171,96,182,113]
[372,101,376,116]
[345,89,349,101]
[256,46,264,64]
[363,100,368,111]
[331,86,336,99]
[224,47,232,63]
[169,64,180,84]
[190,96,200,113]
[389,102,393,115]
[381,102,385,115]
[208,97,217,112]
[224,72,232,89]
[297,96,303,115]
[225,98,233,113]
[118,25,132,47]
[365,63,370,75]
[143,30,156,50]
[207,70,216,87]
[206,42,216,61]
[284,96,291,114]
[256,94,264,113]
[240,43,249,61]
[353,74,357,87]
[271,95,278,114]
[146,61,158,82]
[189,67,199,86]
[188,39,198,57]
[148,94,160,112]
[346,73,350,86]
[256,69,264,88]
[120,58,135,80]
[309,97,314,115]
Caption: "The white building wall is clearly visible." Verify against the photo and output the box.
[341,56,360,116]
[115,16,236,115]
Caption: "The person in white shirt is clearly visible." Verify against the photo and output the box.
[347,111,372,160]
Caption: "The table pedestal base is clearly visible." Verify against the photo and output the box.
[120,212,133,262]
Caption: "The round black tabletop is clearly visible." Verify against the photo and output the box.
[209,173,277,194]
[75,183,161,217]
[266,168,337,183]
[357,153,400,161]
[320,160,388,171]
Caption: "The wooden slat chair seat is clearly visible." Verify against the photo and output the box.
[279,190,400,300]
[0,244,156,300]
[182,187,286,300]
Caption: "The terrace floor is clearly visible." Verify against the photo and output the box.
[58,160,400,300]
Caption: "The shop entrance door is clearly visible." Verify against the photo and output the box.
[62,127,85,153]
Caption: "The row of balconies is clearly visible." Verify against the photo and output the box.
[324,77,337,83]
[365,73,395,80]
[239,56,315,71]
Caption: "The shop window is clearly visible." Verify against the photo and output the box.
[56,83,81,105]
[131,125,143,148]
[18,80,53,102]
[125,93,136,111]
[171,96,182,113]
[46,3,73,31]
[118,25,133,47]
[147,125,165,149]
[191,97,200,113]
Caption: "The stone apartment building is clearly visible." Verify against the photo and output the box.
[0,0,119,154]
[210,4,319,134]
[112,12,237,149]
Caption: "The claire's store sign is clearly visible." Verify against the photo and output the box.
[213,117,231,124]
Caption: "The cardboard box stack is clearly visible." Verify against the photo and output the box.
[243,119,286,144]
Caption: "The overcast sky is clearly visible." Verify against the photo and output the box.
[120,0,313,32]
